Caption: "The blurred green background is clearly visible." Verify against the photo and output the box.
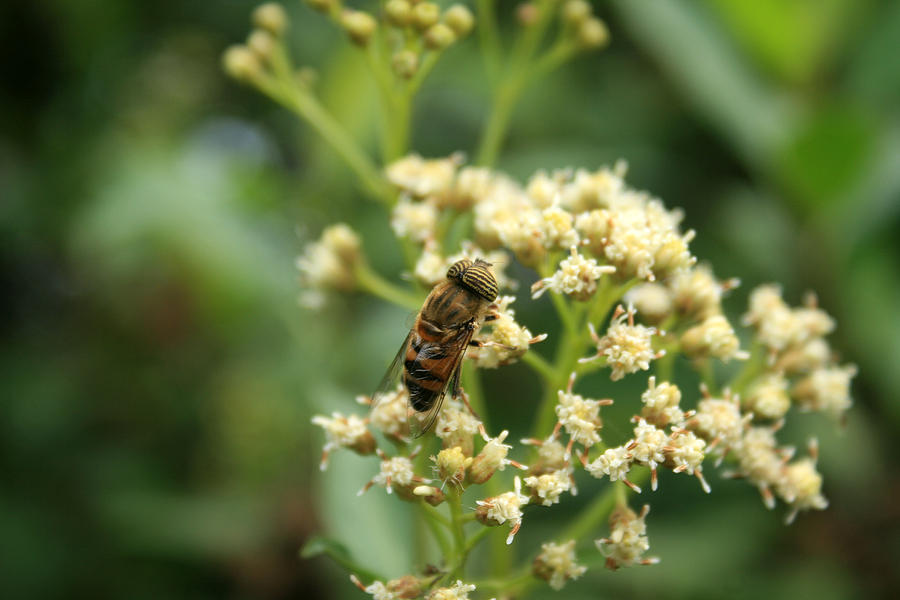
[2,0,898,598]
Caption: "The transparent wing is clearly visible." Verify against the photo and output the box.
[370,329,413,412]
[409,326,476,438]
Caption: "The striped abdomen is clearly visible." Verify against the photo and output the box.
[403,322,454,412]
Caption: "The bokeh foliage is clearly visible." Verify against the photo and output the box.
[1,0,898,598]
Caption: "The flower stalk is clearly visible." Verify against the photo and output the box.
[230,4,857,597]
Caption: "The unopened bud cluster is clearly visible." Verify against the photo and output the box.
[305,0,475,78]
[222,3,290,84]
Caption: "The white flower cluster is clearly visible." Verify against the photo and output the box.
[387,156,696,294]
[468,296,545,368]
[296,223,362,307]
[524,468,574,506]
[475,476,529,544]
[310,412,374,470]
[533,539,587,590]
[743,287,855,423]
[362,385,409,438]
[554,379,614,458]
[596,505,659,570]
[687,388,751,461]
[413,241,514,290]
[582,304,662,380]
[727,427,828,523]
[426,580,477,600]
[531,246,615,301]
[585,378,710,493]
[435,399,483,455]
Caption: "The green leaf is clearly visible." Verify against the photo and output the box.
[777,105,876,212]
[703,0,867,84]
[611,0,793,173]
[300,535,386,583]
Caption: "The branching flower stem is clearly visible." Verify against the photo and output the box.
[447,489,468,580]
[476,0,581,166]
[530,278,640,437]
[246,36,392,203]
[355,263,424,311]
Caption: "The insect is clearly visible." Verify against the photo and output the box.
[372,258,502,438]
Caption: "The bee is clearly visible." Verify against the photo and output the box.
[372,258,501,438]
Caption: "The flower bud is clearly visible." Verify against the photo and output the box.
[385,0,413,26]
[424,23,457,50]
[413,485,446,506]
[475,502,501,526]
[392,50,419,79]
[386,575,427,599]
[412,2,441,30]
[577,17,609,49]
[252,3,288,36]
[561,0,592,26]
[222,45,263,83]
[680,314,745,362]
[533,540,586,590]
[469,430,511,484]
[527,438,567,476]
[341,10,377,46]
[443,5,475,37]
[247,29,276,62]
[435,446,471,484]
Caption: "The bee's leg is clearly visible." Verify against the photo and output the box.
[449,362,463,397]
[469,339,515,351]
[451,363,481,420]
[483,313,499,322]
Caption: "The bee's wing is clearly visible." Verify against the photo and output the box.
[370,329,413,411]
[409,325,476,438]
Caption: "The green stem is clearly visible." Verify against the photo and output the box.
[406,51,443,98]
[420,503,452,558]
[530,278,640,438]
[461,365,488,428]
[421,500,451,528]
[472,569,534,591]
[386,92,412,161]
[262,80,391,202]
[476,79,522,166]
[655,351,675,382]
[730,341,765,395]
[698,359,718,394]
[528,41,579,84]
[507,0,556,74]
[521,350,555,382]
[464,525,493,553]
[560,470,649,543]
[355,263,423,310]
[475,0,502,81]
[447,490,468,580]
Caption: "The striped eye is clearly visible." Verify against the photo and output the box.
[461,262,498,301]
[446,259,473,280]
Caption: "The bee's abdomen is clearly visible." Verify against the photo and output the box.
[406,378,440,412]
[404,334,448,413]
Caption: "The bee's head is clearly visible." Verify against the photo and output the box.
[446,258,498,302]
